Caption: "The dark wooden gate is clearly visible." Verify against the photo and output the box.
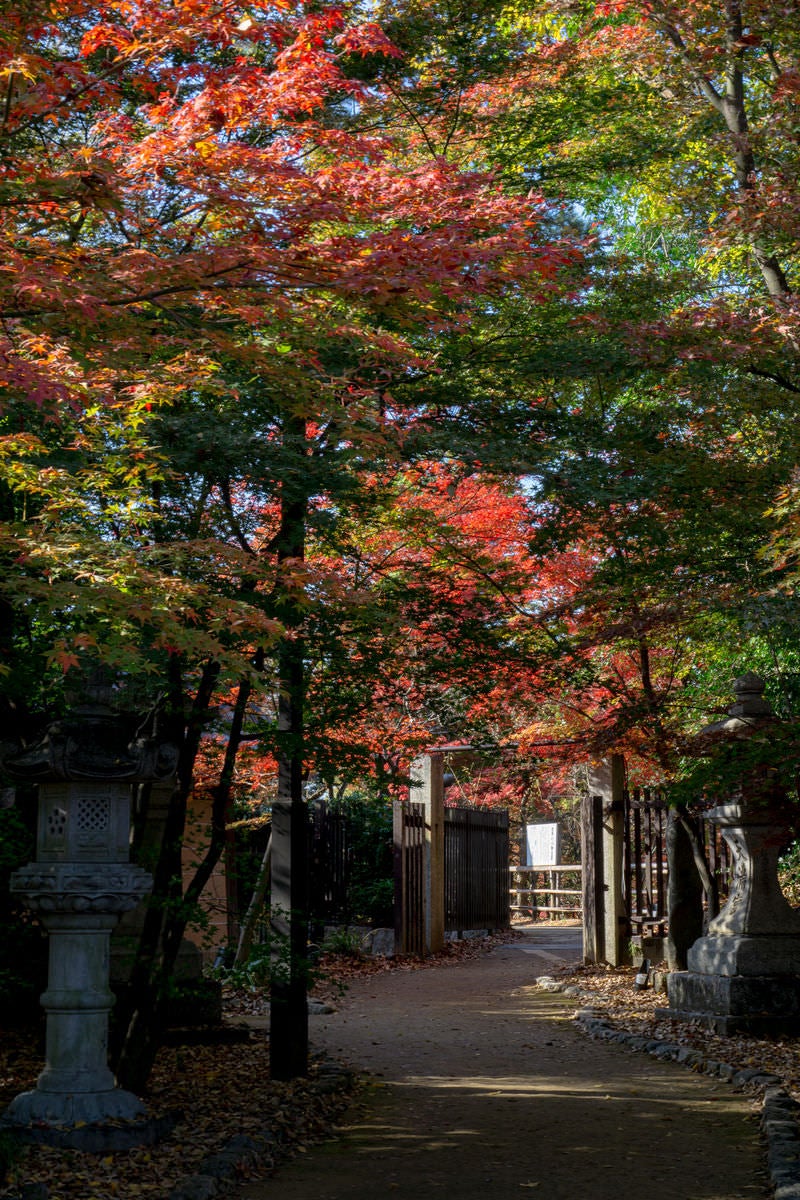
[623,787,734,939]
[393,800,426,955]
[308,802,351,925]
[623,786,669,938]
[702,816,733,914]
[393,801,509,954]
[581,794,605,961]
[444,806,510,932]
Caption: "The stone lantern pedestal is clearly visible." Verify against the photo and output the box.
[1,687,176,1132]
[664,674,800,1035]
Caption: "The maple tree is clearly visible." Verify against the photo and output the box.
[0,0,590,1085]
[300,464,544,774]
[5,0,800,1094]
[395,0,800,782]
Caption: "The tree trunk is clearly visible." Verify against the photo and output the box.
[269,412,310,1081]
[655,1,791,296]
[666,806,704,970]
[113,657,231,1093]
[233,834,272,968]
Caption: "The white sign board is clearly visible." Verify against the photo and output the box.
[526,822,561,867]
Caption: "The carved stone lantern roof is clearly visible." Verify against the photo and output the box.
[3,695,177,785]
[690,672,777,751]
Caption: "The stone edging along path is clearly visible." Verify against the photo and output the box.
[536,975,800,1200]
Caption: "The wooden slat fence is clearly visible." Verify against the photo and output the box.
[699,806,733,916]
[623,786,669,938]
[307,802,351,925]
[581,795,604,960]
[444,806,510,932]
[622,787,734,939]
[393,800,426,955]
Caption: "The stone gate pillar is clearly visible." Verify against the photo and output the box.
[586,754,627,966]
[409,754,445,954]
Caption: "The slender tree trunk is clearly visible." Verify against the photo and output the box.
[233,833,272,968]
[113,659,261,1094]
[269,412,310,1081]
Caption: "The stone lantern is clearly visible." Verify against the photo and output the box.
[1,682,177,1129]
[664,673,800,1034]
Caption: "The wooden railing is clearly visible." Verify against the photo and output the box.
[510,864,583,918]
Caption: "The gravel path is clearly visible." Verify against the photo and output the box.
[235,930,767,1200]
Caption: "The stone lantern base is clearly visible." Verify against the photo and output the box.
[3,863,154,1137]
[659,781,800,1035]
[0,1109,179,1153]
[4,1083,146,1129]
[664,963,800,1036]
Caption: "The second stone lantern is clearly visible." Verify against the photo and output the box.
[664,673,800,1035]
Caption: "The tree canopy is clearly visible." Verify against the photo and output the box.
[4,0,800,1084]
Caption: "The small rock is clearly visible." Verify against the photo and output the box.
[20,1186,49,1200]
[168,1174,219,1200]
[733,1067,768,1084]
[653,1043,680,1061]
[197,1153,240,1181]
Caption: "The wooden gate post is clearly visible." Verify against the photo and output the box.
[409,754,444,953]
[581,792,605,963]
[587,754,628,966]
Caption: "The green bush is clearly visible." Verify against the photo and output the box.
[321,926,365,956]
[211,907,320,992]
[780,840,800,907]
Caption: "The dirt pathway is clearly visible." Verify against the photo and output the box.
[235,930,767,1200]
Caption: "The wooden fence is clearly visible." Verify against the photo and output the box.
[622,786,733,940]
[444,806,510,932]
[583,759,736,964]
[623,786,669,939]
[394,801,509,953]
[307,802,351,926]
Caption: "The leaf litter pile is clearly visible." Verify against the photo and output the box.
[0,1033,348,1200]
[4,930,800,1197]
[0,934,512,1200]
[552,959,800,1099]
